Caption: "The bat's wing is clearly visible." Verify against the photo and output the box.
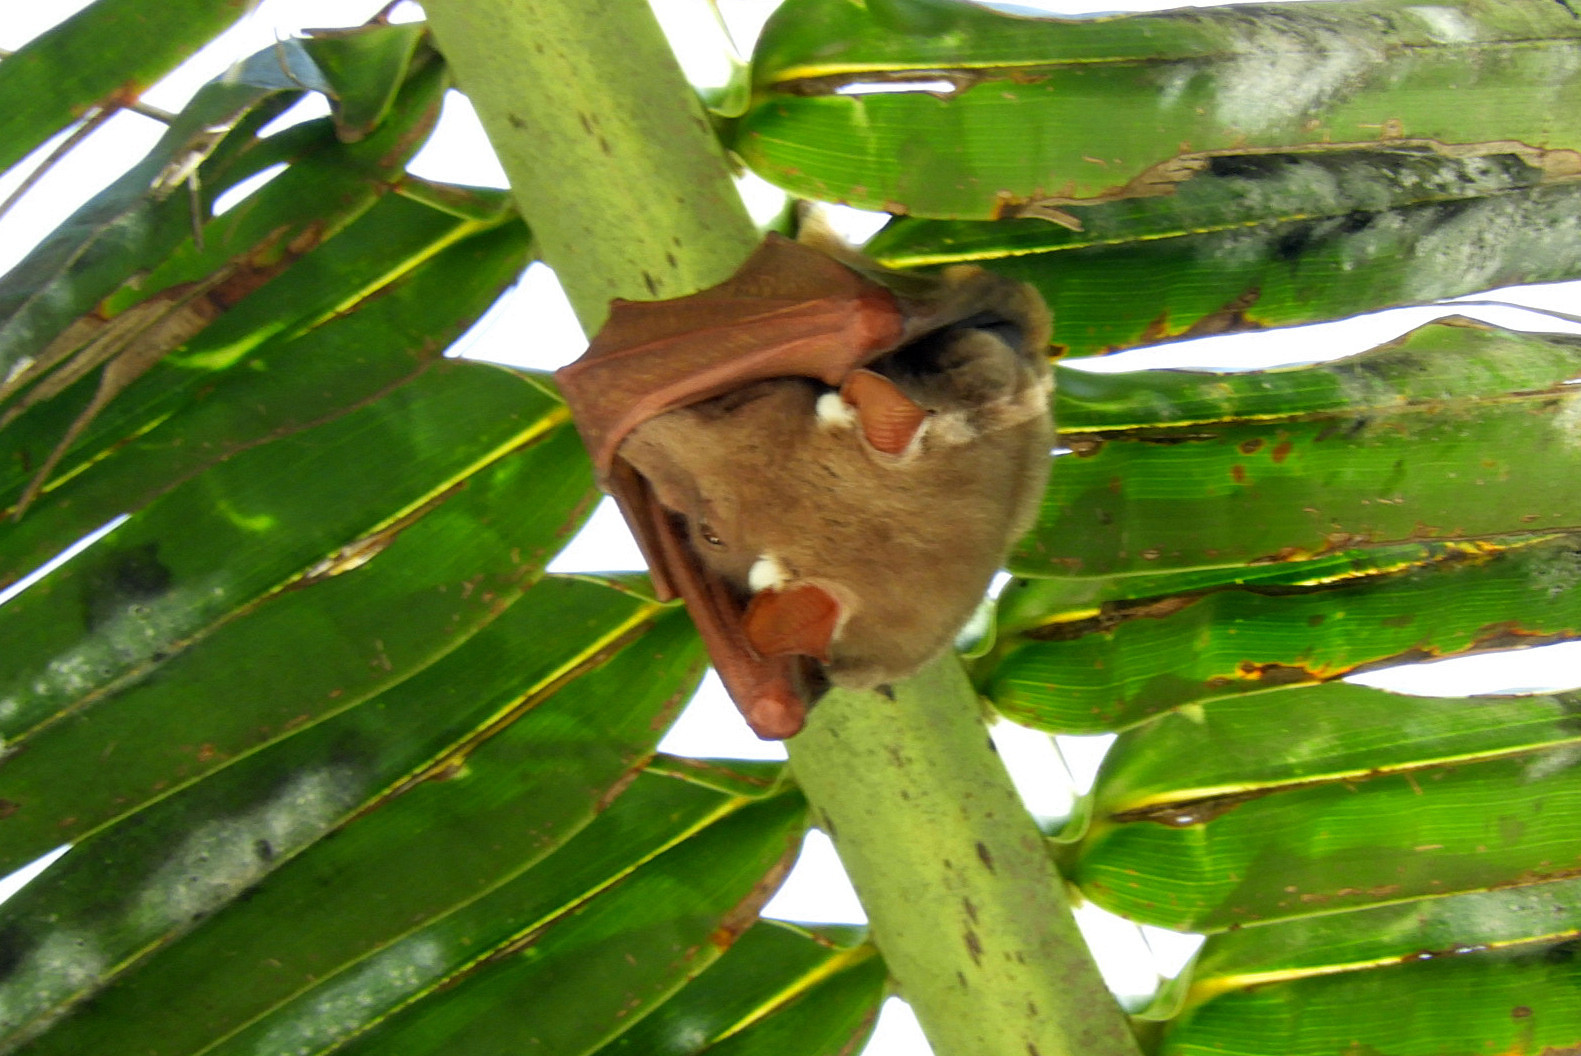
[552,234,1001,739]
[629,456,818,740]
[556,234,904,480]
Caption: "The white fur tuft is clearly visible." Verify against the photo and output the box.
[816,392,857,429]
[748,554,791,592]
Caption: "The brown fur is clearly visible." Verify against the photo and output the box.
[619,272,1052,691]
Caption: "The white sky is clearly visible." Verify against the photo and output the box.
[3,1,1581,1052]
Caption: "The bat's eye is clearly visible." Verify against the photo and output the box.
[698,523,725,547]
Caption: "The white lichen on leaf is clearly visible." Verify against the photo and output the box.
[1530,538,1581,602]
[0,766,364,1049]
[132,765,363,934]
[0,931,108,1040]
[8,571,222,727]
[250,937,449,1056]
[1400,194,1581,302]
[1556,393,1581,450]
[1521,742,1581,783]
[1210,12,1385,135]
[1404,6,1477,44]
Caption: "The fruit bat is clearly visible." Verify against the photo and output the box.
[555,234,1052,739]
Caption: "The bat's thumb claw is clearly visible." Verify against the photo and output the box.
[743,583,840,663]
[841,369,926,455]
[743,687,807,740]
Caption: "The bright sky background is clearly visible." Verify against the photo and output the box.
[2,1,1581,1053]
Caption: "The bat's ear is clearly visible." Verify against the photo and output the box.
[840,369,927,456]
[743,583,841,663]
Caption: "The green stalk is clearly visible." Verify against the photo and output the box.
[420,0,759,326]
[794,656,1144,1056]
[420,3,1142,1053]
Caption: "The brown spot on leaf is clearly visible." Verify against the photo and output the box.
[595,767,643,812]
[1181,287,1263,339]
[1112,786,1277,827]
[1024,593,1201,642]
[1270,439,1293,463]
[711,837,800,950]
[654,755,777,790]
[975,841,996,872]
[1060,435,1104,457]
[1248,545,1311,565]
[963,929,984,964]
[1138,311,1173,345]
[1238,660,1314,685]
[296,480,467,588]
[1239,437,1265,455]
[1015,202,1083,230]
[1231,463,1246,484]
[1472,620,1551,650]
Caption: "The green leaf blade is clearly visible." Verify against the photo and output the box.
[870,159,1581,358]
[0,364,568,754]
[1160,939,1581,1055]
[740,0,1581,218]
[992,536,1581,733]
[1,210,530,588]
[0,425,600,874]
[0,42,444,392]
[322,790,807,1056]
[591,922,885,1056]
[1020,379,1581,581]
[0,0,251,174]
[1074,738,1581,931]
[0,595,708,1054]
